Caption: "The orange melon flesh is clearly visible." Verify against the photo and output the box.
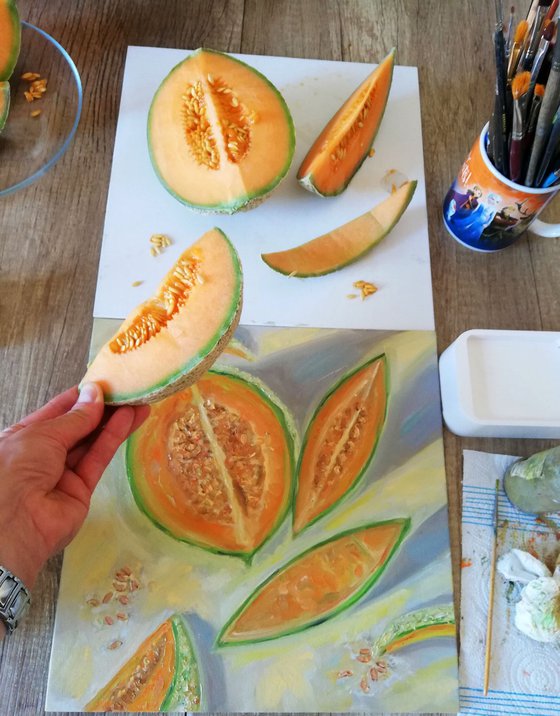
[293,356,387,533]
[384,623,456,653]
[127,370,294,556]
[262,181,416,277]
[82,228,242,404]
[148,48,295,213]
[218,520,408,644]
[298,49,395,196]
[86,620,175,711]
[0,81,9,131]
[0,1,20,82]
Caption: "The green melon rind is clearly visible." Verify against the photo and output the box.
[293,353,389,535]
[298,48,396,198]
[94,228,242,404]
[374,604,456,656]
[126,366,299,562]
[216,516,411,647]
[160,615,203,712]
[0,1,21,82]
[0,81,10,132]
[261,180,417,277]
[147,48,296,215]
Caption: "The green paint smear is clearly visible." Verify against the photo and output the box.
[161,615,202,711]
[373,604,455,656]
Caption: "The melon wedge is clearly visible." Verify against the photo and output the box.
[85,614,202,712]
[298,49,395,197]
[0,0,20,82]
[148,48,295,214]
[0,80,9,132]
[375,605,456,655]
[82,228,242,405]
[262,180,416,277]
[293,355,388,533]
[217,518,410,645]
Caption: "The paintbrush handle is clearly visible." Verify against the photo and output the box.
[526,49,560,184]
[535,113,560,184]
[493,28,509,176]
[509,138,526,181]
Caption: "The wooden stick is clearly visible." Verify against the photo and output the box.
[483,478,500,696]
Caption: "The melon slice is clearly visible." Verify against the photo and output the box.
[0,0,20,82]
[375,605,456,655]
[82,228,242,405]
[0,80,9,132]
[217,518,410,645]
[297,49,395,197]
[148,48,295,214]
[293,355,388,533]
[127,368,297,559]
[261,180,416,277]
[85,614,202,712]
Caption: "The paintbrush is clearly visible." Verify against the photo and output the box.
[546,0,559,22]
[540,162,560,184]
[483,479,500,698]
[525,27,560,183]
[522,0,552,71]
[490,0,509,176]
[508,19,529,79]
[524,82,546,170]
[510,72,532,181]
[535,108,560,183]
[506,6,516,56]
[530,20,556,84]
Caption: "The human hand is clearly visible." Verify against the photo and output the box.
[0,384,149,594]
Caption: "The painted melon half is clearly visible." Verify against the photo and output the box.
[0,0,20,82]
[85,614,202,712]
[262,180,417,276]
[148,48,295,214]
[217,518,410,645]
[82,228,243,405]
[127,367,297,559]
[293,354,388,533]
[297,48,395,196]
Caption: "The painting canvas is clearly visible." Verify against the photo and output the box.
[46,322,458,713]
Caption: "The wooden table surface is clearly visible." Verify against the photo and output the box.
[1,1,558,714]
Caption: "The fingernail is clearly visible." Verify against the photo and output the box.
[77,382,102,404]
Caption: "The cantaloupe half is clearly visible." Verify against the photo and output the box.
[0,80,9,132]
[82,228,242,405]
[148,48,295,214]
[262,180,416,277]
[298,49,395,196]
[0,0,20,82]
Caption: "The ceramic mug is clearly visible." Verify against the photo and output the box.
[443,122,560,252]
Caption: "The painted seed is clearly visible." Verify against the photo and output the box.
[104,616,114,626]
[108,640,123,650]
[118,595,129,605]
[102,592,113,604]
[116,612,128,621]
[86,598,100,607]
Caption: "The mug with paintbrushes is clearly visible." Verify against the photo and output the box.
[443,122,560,251]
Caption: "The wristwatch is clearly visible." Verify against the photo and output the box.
[0,566,31,634]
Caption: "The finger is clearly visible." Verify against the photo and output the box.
[0,386,79,437]
[74,406,136,491]
[129,404,151,435]
[43,383,105,450]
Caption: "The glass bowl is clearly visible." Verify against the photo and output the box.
[0,21,82,196]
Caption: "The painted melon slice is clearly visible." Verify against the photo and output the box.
[0,0,20,82]
[297,49,395,196]
[85,614,202,712]
[375,605,456,655]
[262,180,416,277]
[82,228,242,405]
[148,48,295,214]
[127,368,297,559]
[217,518,410,645]
[293,354,388,534]
[0,80,9,132]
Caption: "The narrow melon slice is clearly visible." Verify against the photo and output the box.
[217,518,410,645]
[293,355,388,534]
[297,49,395,197]
[262,180,416,277]
[0,80,9,132]
[85,614,202,712]
[148,48,295,214]
[374,605,456,655]
[0,0,20,82]
[82,228,242,405]
[127,368,297,559]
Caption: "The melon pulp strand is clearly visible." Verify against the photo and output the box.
[217,518,410,645]
[148,48,295,214]
[0,0,21,82]
[293,354,388,534]
[0,80,9,132]
[297,48,395,197]
[81,228,243,405]
[126,367,297,560]
[261,180,417,277]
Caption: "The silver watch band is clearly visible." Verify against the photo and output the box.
[0,566,31,634]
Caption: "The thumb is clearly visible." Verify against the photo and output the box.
[45,382,105,449]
